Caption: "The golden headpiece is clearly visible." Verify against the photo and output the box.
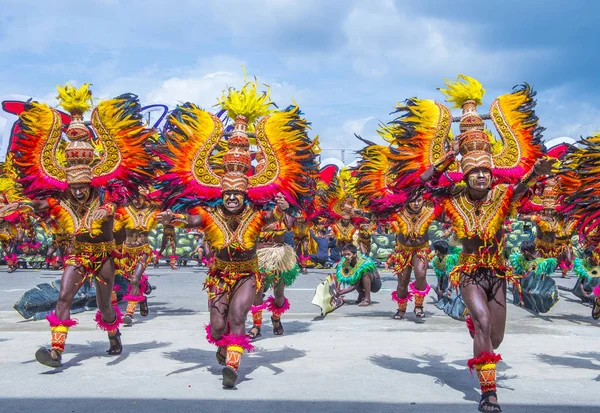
[440,76,493,176]
[221,115,251,193]
[57,83,95,184]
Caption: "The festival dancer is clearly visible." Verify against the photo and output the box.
[519,173,576,278]
[509,240,559,313]
[114,186,160,326]
[291,212,311,273]
[383,75,549,412]
[0,155,27,273]
[0,83,153,367]
[155,78,318,388]
[334,244,380,306]
[357,219,375,256]
[558,132,600,318]
[248,214,299,340]
[386,194,440,320]
[351,137,440,320]
[154,223,178,269]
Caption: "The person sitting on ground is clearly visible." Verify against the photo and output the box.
[335,244,380,306]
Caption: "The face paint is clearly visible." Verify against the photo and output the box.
[407,196,424,212]
[467,168,492,191]
[222,191,245,214]
[69,184,91,203]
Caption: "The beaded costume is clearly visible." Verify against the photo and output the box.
[155,77,318,386]
[2,83,153,367]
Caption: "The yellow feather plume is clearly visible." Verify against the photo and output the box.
[439,75,486,108]
[0,154,26,202]
[484,128,502,155]
[217,70,274,126]
[56,83,93,114]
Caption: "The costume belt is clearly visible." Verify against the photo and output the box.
[457,252,504,267]
[534,238,556,248]
[123,243,152,255]
[396,242,429,252]
[213,256,259,273]
[72,240,116,255]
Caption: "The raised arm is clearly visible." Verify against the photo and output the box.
[420,141,459,183]
[0,199,49,217]
[512,158,554,202]
[263,193,290,225]
[157,209,204,228]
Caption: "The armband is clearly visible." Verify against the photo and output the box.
[170,213,189,228]
[272,206,284,221]
[522,168,537,188]
[17,200,34,213]
[433,152,456,173]
[99,203,116,215]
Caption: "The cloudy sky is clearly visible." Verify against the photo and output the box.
[1,0,598,160]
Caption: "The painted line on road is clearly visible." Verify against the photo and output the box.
[1,289,27,292]
[285,288,392,292]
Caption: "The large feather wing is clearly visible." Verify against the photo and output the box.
[381,99,453,188]
[352,137,408,214]
[10,102,68,198]
[490,84,545,180]
[248,105,319,208]
[155,103,224,210]
[91,94,155,199]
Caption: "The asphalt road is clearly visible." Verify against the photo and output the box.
[0,264,599,413]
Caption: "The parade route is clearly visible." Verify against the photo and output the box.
[1,266,598,412]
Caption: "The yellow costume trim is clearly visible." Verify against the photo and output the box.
[387,242,430,274]
[449,252,514,286]
[66,240,118,284]
[443,185,514,240]
[205,257,262,300]
[391,202,437,239]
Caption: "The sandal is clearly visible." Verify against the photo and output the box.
[139,299,149,317]
[592,298,600,320]
[222,365,238,389]
[106,330,123,355]
[414,306,425,318]
[216,346,226,365]
[271,316,284,336]
[393,309,406,320]
[144,281,153,295]
[247,325,262,340]
[478,391,502,412]
[358,300,371,307]
[35,347,62,368]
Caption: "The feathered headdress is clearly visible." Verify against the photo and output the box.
[364,75,544,195]
[519,143,573,215]
[559,132,600,239]
[156,75,319,211]
[10,83,154,200]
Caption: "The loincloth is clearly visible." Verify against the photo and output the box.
[387,242,429,275]
[117,243,154,279]
[205,257,262,301]
[65,240,118,285]
[449,252,518,301]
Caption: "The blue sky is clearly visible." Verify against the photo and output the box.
[1,0,598,161]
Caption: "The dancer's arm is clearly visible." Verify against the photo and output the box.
[512,158,554,201]
[157,210,203,228]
